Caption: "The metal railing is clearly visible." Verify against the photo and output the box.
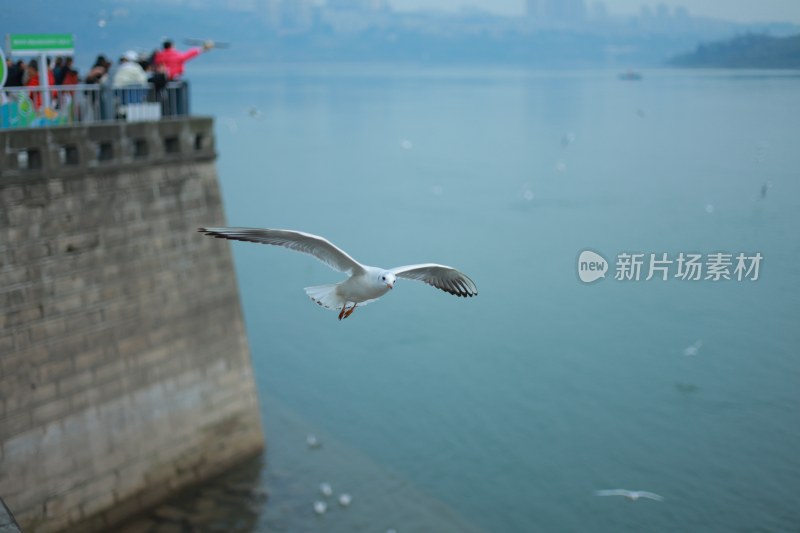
[1,82,190,129]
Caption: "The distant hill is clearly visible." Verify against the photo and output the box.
[669,33,800,68]
[4,0,800,69]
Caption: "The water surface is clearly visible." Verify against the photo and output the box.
[189,65,800,532]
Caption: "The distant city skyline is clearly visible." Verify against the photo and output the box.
[387,0,800,23]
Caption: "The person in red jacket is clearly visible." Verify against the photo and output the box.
[25,59,57,109]
[152,39,212,81]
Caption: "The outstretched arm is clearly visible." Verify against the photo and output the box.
[178,48,202,63]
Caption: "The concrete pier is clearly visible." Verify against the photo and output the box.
[0,118,264,533]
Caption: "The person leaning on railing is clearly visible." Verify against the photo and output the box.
[112,51,150,118]
[85,55,111,85]
[84,55,112,120]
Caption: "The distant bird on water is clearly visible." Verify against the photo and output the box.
[596,489,664,501]
[306,434,321,449]
[760,181,772,199]
[320,483,333,497]
[199,227,478,320]
[684,340,702,357]
[248,106,263,120]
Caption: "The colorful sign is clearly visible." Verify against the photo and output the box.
[7,34,75,56]
[1,93,71,129]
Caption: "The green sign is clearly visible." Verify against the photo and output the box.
[8,34,74,55]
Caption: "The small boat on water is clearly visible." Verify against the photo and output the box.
[618,70,643,80]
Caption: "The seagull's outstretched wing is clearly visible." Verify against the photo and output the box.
[390,264,477,297]
[184,38,231,48]
[595,490,664,501]
[199,227,365,274]
[595,490,631,497]
[636,491,664,501]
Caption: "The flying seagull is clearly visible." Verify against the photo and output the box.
[198,227,478,320]
[184,38,231,49]
[595,489,664,502]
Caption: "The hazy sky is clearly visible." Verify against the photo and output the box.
[390,0,800,24]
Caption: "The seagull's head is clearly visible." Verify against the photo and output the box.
[379,271,396,290]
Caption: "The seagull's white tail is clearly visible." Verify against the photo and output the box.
[305,283,343,311]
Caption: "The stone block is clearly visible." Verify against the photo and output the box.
[32,398,72,425]
[30,382,58,406]
[93,359,126,383]
[73,348,108,372]
[2,427,42,463]
[36,358,73,384]
[57,370,93,396]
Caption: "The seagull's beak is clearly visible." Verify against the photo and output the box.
[387,282,394,289]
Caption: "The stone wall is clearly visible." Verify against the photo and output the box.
[0,118,265,533]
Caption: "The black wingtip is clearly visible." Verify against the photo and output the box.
[198,228,229,240]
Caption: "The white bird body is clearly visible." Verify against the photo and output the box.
[199,227,477,320]
[596,489,664,501]
[336,266,392,303]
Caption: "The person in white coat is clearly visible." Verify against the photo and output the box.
[112,51,148,87]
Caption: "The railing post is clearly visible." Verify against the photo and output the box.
[39,52,52,110]
[184,81,191,116]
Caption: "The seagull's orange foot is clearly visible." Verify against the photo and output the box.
[338,304,348,320]
[343,303,357,319]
